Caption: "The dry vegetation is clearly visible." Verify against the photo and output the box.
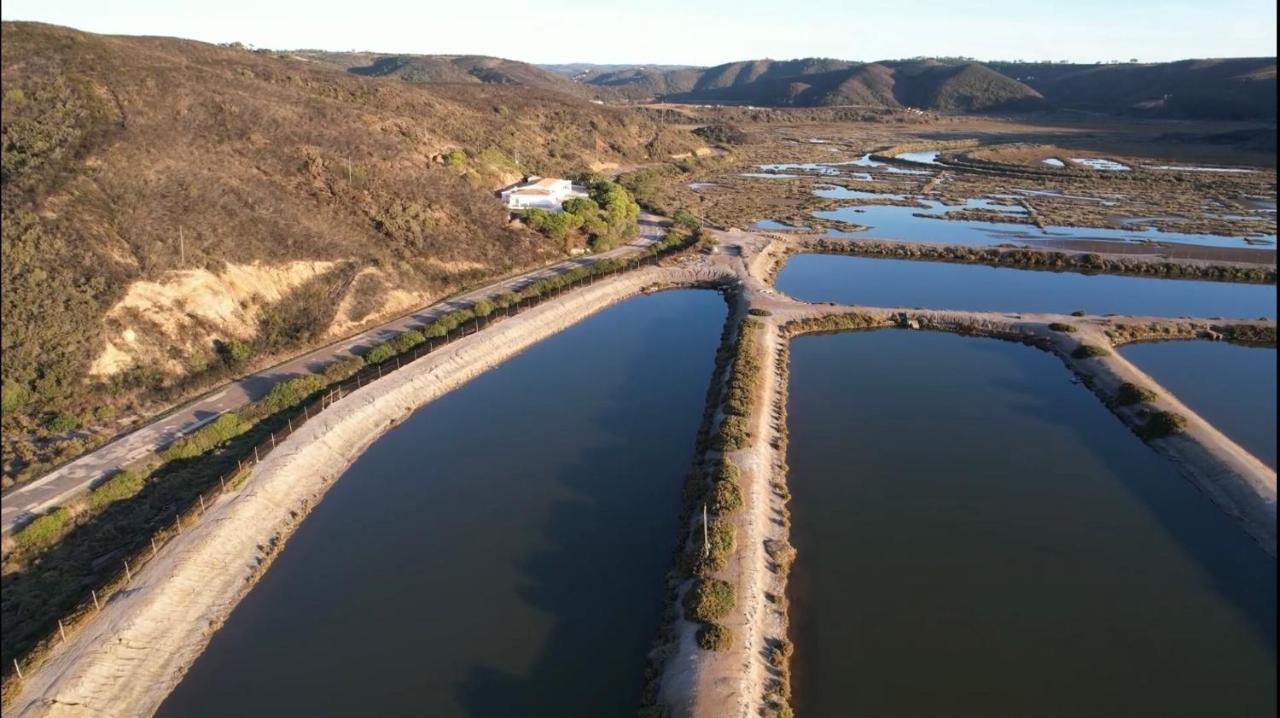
[0,21,701,487]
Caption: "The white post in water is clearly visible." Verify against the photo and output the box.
[703,504,709,558]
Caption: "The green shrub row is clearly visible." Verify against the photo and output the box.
[12,508,71,551]
[87,469,146,511]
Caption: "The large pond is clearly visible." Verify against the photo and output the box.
[1121,341,1277,469]
[812,201,1277,249]
[157,291,726,717]
[775,254,1277,319]
[786,330,1276,717]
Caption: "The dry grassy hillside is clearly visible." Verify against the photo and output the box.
[0,22,699,485]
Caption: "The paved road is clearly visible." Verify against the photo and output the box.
[1,214,670,533]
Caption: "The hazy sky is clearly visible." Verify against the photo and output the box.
[3,0,1275,65]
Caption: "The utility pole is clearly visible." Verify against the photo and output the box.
[703,504,709,558]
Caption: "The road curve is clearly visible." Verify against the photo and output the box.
[0,214,670,534]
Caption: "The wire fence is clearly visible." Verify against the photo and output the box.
[4,246,685,688]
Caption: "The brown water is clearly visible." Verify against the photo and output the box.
[786,330,1276,717]
[156,291,726,718]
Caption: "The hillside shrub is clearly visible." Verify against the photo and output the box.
[217,339,254,368]
[1047,322,1076,333]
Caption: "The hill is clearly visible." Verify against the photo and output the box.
[989,58,1277,120]
[0,22,699,485]
[631,58,1043,111]
[583,56,1276,118]
[292,51,605,99]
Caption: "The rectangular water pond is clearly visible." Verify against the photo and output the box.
[786,330,1276,717]
[1121,341,1276,469]
[776,254,1276,319]
[157,291,726,718]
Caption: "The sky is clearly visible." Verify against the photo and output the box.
[2,0,1276,66]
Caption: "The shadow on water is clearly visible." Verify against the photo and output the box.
[963,336,1276,652]
[455,300,714,717]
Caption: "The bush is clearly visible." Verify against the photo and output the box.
[748,308,772,317]
[322,356,364,383]
[1071,344,1110,359]
[1,379,31,415]
[696,623,733,651]
[364,342,396,365]
[1047,322,1076,333]
[673,209,701,232]
[713,461,740,484]
[242,374,326,422]
[768,638,794,668]
[161,412,251,461]
[392,329,426,354]
[14,508,71,550]
[1070,310,1087,317]
[709,479,744,514]
[88,469,146,510]
[683,577,735,622]
[1143,410,1188,438]
[1116,382,1158,406]
[217,339,254,368]
[717,415,751,450]
[44,412,81,433]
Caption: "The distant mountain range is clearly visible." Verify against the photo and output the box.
[579,57,1277,119]
[296,52,1275,120]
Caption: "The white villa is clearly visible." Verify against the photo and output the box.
[499,177,587,211]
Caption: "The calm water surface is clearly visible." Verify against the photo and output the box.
[812,202,1277,248]
[786,330,1276,717]
[776,254,1276,319]
[1121,341,1276,469]
[157,291,726,718]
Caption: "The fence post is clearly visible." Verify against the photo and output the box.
[270,433,276,450]
[254,446,260,463]
[12,658,22,679]
[92,589,100,611]
[377,365,382,379]
[288,417,293,433]
[220,475,227,492]
[152,536,159,557]
[199,494,207,512]
[123,559,132,582]
[58,620,67,643]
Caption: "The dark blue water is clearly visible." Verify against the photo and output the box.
[157,291,725,718]
[776,254,1276,319]
[787,330,1276,718]
[1121,341,1276,469]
